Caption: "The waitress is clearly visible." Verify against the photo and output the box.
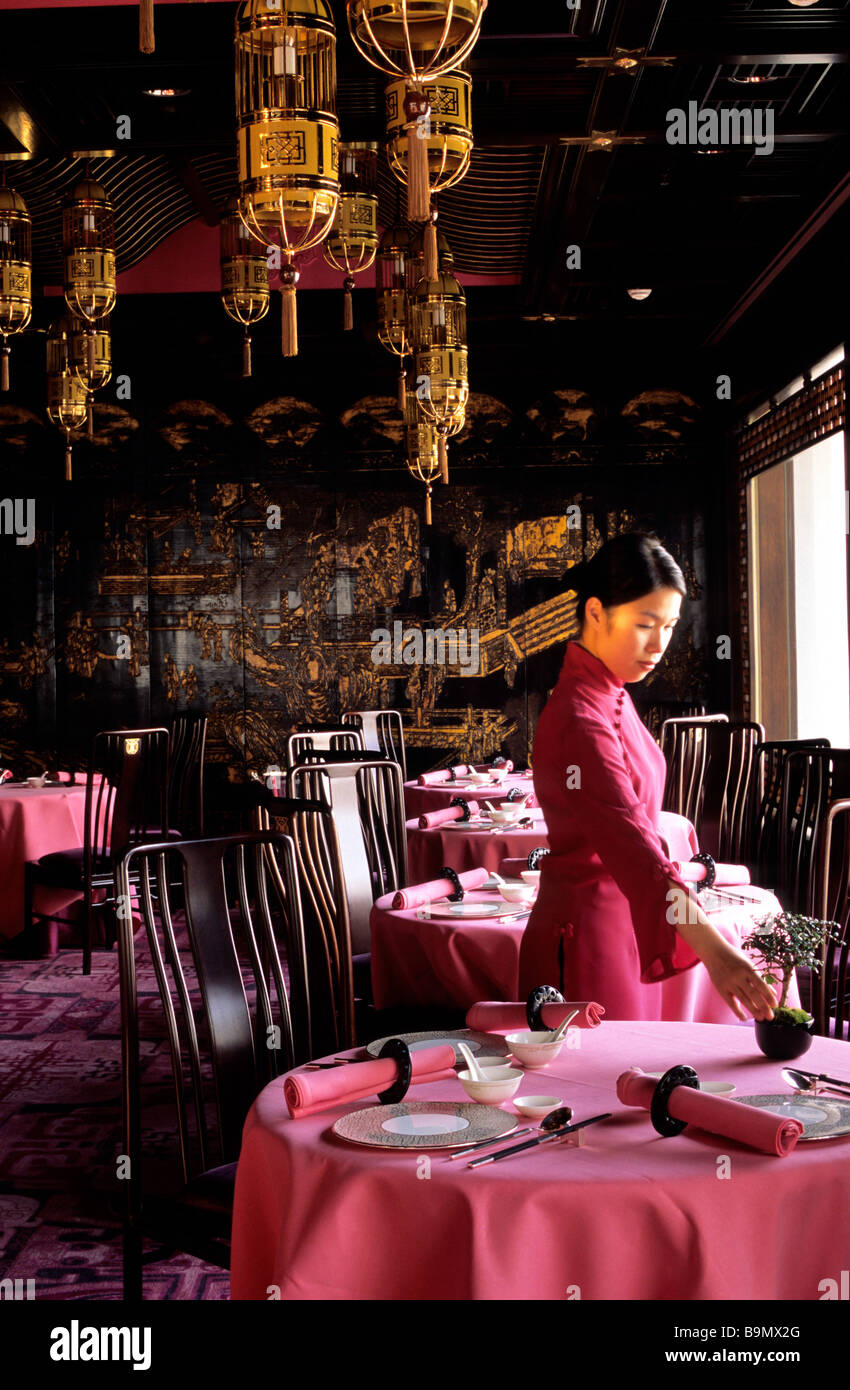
[518,532,777,1022]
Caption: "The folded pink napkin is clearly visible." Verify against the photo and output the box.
[284,1044,457,1119]
[0,769,14,783]
[418,800,482,829]
[466,1000,605,1031]
[417,765,471,786]
[392,867,490,911]
[490,760,514,773]
[674,861,751,886]
[616,1067,803,1156]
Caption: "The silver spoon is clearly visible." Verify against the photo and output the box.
[448,1104,573,1160]
[782,1067,850,1099]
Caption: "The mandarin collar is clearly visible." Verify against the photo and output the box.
[562,639,626,693]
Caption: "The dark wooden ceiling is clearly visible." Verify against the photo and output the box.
[0,0,847,348]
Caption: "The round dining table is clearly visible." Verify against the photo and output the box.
[0,780,91,943]
[403,768,536,821]
[230,1020,850,1301]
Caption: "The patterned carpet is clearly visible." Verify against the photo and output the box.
[0,939,230,1301]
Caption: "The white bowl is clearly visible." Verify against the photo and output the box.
[513,1095,563,1120]
[488,807,522,825]
[458,1065,523,1105]
[520,870,541,888]
[505,1031,566,1068]
[489,767,508,783]
[498,884,535,905]
[467,771,491,785]
[26,776,46,789]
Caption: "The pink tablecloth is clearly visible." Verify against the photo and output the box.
[231,1019,850,1301]
[0,784,91,940]
[403,770,535,820]
[370,885,798,1022]
[406,809,698,883]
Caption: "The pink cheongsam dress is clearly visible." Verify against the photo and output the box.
[517,640,700,1020]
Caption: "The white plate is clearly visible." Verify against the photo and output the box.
[416,899,531,920]
[734,1093,850,1140]
[332,1101,519,1150]
[365,1030,510,1061]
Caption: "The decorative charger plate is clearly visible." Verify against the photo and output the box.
[365,1029,510,1061]
[332,1100,519,1150]
[415,899,532,920]
[734,1093,850,1141]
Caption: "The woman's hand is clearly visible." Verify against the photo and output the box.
[702,940,778,1022]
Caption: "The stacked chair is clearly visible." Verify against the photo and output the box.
[343,709,407,780]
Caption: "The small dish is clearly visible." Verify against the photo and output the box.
[505,1031,566,1068]
[498,883,535,905]
[458,1065,524,1106]
[513,1095,563,1120]
[520,870,541,888]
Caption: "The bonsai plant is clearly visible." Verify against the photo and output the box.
[741,911,842,1060]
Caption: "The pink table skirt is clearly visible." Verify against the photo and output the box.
[371,885,798,1022]
[0,784,91,940]
[230,1019,850,1301]
[406,809,698,884]
[404,770,535,820]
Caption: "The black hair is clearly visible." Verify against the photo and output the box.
[567,533,686,631]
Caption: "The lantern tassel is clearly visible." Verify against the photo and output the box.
[280,259,299,358]
[343,276,354,332]
[64,437,73,483]
[1,346,9,393]
[424,217,438,281]
[87,398,94,440]
[405,86,431,224]
[140,0,155,54]
[424,486,432,527]
[438,431,449,485]
[243,333,252,378]
[398,368,406,413]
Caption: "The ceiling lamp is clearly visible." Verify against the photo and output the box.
[788,2,819,7]
[220,197,270,376]
[46,319,88,481]
[62,176,116,390]
[235,0,340,358]
[0,181,32,393]
[346,1,487,249]
[69,315,112,438]
[627,288,652,300]
[323,142,379,330]
[409,258,468,485]
[385,69,472,269]
[405,391,441,526]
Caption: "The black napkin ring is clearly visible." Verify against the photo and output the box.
[440,866,464,901]
[491,755,508,768]
[505,786,525,802]
[650,1064,700,1137]
[377,1038,413,1105]
[446,766,457,781]
[527,846,550,870]
[689,852,716,892]
[449,796,472,822]
[526,985,566,1032]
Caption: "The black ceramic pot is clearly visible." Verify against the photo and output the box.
[754,1017,814,1061]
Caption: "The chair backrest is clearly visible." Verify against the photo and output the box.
[815,798,850,1041]
[254,795,356,1056]
[287,755,408,954]
[748,739,831,883]
[343,710,407,780]
[115,831,311,1213]
[694,721,765,862]
[87,728,170,867]
[660,716,730,825]
[285,727,364,769]
[169,712,207,837]
[779,749,850,915]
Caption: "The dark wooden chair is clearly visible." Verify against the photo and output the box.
[778,749,850,916]
[116,829,313,1301]
[343,709,407,780]
[24,727,170,975]
[693,721,764,862]
[168,711,207,837]
[284,726,364,768]
[660,715,730,824]
[747,739,831,887]
[815,799,850,1041]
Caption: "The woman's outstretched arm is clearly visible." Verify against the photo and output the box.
[665,881,777,1021]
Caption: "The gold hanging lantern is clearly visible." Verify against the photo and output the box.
[323,142,378,331]
[346,1,486,229]
[386,70,472,243]
[221,197,271,376]
[405,384,441,525]
[235,0,340,358]
[63,176,116,384]
[69,315,112,440]
[410,264,468,485]
[0,185,33,393]
[376,222,416,408]
[46,319,88,482]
